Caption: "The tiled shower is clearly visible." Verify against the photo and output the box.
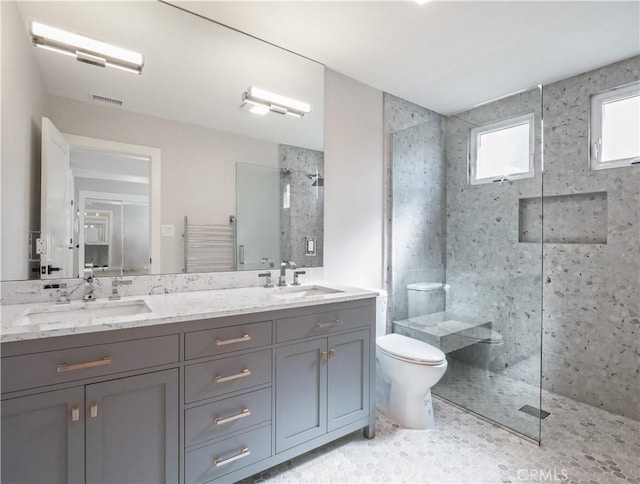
[386,55,640,442]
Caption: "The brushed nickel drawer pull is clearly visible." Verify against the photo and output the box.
[57,357,112,372]
[215,368,251,383]
[214,447,250,467]
[215,334,251,346]
[71,406,80,422]
[215,408,251,425]
[315,319,342,329]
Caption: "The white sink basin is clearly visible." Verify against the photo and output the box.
[271,285,343,300]
[21,299,151,325]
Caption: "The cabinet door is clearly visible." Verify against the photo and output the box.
[327,330,370,432]
[85,369,179,483]
[275,339,327,453]
[1,387,84,483]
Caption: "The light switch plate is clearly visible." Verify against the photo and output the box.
[162,224,175,237]
[304,236,317,256]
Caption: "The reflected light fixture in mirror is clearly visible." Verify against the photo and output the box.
[30,21,144,74]
[241,86,311,117]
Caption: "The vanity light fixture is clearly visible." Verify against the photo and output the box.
[241,87,311,118]
[30,22,144,74]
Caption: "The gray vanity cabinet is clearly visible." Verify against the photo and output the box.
[275,328,370,453]
[85,369,179,483]
[1,387,85,483]
[1,370,178,484]
[275,338,328,452]
[2,297,376,484]
[327,329,370,432]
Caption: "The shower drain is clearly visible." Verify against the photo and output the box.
[519,405,550,419]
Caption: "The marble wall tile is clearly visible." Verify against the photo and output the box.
[279,145,324,268]
[444,87,544,380]
[0,267,326,305]
[541,55,640,420]
[384,94,447,329]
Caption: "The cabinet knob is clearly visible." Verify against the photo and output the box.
[321,351,328,361]
[90,403,98,418]
[71,406,80,422]
[329,349,337,359]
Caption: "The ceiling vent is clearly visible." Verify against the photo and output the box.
[90,93,123,107]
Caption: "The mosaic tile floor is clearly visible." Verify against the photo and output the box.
[244,390,640,483]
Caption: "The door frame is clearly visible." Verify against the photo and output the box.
[65,134,161,274]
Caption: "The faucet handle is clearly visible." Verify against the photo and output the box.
[292,270,306,286]
[258,271,273,288]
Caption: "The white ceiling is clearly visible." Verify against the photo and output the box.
[173,1,640,115]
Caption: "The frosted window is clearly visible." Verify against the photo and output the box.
[591,82,640,170]
[469,113,534,185]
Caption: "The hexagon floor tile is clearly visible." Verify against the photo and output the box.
[243,390,639,483]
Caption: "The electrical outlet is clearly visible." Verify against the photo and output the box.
[36,238,47,255]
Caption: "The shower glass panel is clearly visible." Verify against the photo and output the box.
[390,87,543,442]
[236,162,281,270]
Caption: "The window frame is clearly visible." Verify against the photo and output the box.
[589,81,640,171]
[468,112,535,186]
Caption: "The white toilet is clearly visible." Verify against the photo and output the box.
[375,291,448,429]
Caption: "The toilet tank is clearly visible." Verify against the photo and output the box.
[407,282,445,318]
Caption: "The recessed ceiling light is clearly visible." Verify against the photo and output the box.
[30,21,144,74]
[415,0,430,5]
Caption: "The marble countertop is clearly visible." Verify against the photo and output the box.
[0,282,378,343]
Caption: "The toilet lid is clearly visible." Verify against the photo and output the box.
[377,333,446,365]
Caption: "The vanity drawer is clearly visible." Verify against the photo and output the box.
[184,349,272,403]
[185,321,272,360]
[1,335,179,393]
[185,387,271,448]
[185,425,271,483]
[276,304,370,343]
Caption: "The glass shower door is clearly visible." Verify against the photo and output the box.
[390,86,543,442]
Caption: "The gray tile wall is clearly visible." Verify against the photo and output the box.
[541,56,640,419]
[279,145,324,268]
[383,94,446,324]
[385,56,640,420]
[444,87,544,381]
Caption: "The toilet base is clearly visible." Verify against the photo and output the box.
[376,360,437,430]
[388,388,436,430]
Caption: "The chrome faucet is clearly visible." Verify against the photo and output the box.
[278,260,296,287]
[82,264,95,302]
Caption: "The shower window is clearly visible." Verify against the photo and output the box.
[469,112,534,185]
[590,81,640,170]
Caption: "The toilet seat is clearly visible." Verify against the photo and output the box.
[377,333,446,366]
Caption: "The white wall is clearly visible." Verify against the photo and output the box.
[0,1,49,280]
[323,69,384,289]
[47,96,279,274]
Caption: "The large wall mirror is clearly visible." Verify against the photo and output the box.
[1,1,324,281]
